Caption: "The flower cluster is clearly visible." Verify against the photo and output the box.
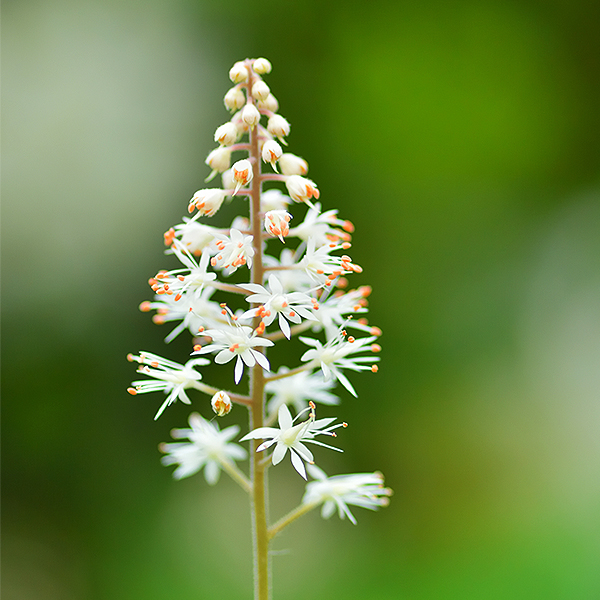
[128,58,390,588]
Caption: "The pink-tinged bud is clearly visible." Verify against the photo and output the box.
[214,122,239,146]
[261,139,283,170]
[251,80,271,101]
[264,210,292,242]
[278,153,308,176]
[241,104,261,129]
[211,391,232,416]
[232,159,253,194]
[229,61,248,83]
[205,147,232,181]
[267,115,290,143]
[253,57,272,74]
[224,87,246,111]
[257,93,279,113]
[285,175,319,204]
[190,188,227,217]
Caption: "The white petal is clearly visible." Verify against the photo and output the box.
[290,450,307,480]
[272,442,288,465]
[234,356,244,383]
[215,349,235,364]
[278,404,293,429]
[253,350,271,371]
[241,427,280,440]
[278,313,291,339]
[204,461,221,485]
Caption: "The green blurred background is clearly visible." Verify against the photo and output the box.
[3,0,600,598]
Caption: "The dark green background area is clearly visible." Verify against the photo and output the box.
[3,0,600,598]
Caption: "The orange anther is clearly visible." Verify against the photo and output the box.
[193,345,202,351]
[371,344,382,353]
[198,326,205,332]
[127,353,135,362]
[174,294,182,302]
[371,326,382,336]
[289,311,296,317]
[139,301,151,312]
[342,242,351,250]
[152,315,165,324]
[127,387,138,395]
[343,220,355,233]
[371,365,379,373]
[347,336,355,343]
[177,275,185,281]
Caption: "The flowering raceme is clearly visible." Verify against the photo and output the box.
[128,57,390,600]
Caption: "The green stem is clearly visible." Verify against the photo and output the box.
[268,502,318,540]
[247,61,271,600]
[220,459,253,494]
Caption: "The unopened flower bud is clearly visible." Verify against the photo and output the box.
[264,210,292,242]
[261,139,282,170]
[285,175,320,205]
[205,147,232,181]
[224,87,245,111]
[189,189,227,217]
[232,159,253,194]
[253,58,272,74]
[252,80,271,101]
[214,122,239,146]
[229,61,248,83]
[257,93,279,113]
[267,115,290,143]
[241,104,261,129]
[211,391,232,416]
[279,153,308,176]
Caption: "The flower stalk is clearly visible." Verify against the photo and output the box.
[128,57,390,600]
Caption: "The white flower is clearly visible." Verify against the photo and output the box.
[141,285,226,343]
[188,188,227,217]
[300,330,380,397]
[289,203,353,247]
[232,159,254,194]
[261,139,283,171]
[257,93,279,112]
[127,352,210,419]
[205,147,232,181]
[241,104,261,129]
[310,285,377,340]
[240,274,316,339]
[214,122,239,146]
[251,80,271,101]
[151,242,217,301]
[241,403,345,479]
[267,114,290,143]
[285,175,319,206]
[229,61,248,83]
[211,390,232,416]
[265,368,338,416]
[193,321,273,384]
[165,218,219,257]
[161,413,247,482]
[264,210,292,242]
[298,237,359,285]
[210,229,254,273]
[224,86,246,111]
[302,464,392,524]
[253,57,272,74]
[278,153,308,176]
[260,189,290,212]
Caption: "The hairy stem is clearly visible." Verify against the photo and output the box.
[268,502,317,540]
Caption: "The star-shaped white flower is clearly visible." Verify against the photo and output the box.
[240,403,345,480]
[160,413,247,483]
[239,274,316,339]
[299,330,380,397]
[302,464,392,525]
[193,322,273,384]
[127,352,210,419]
[151,241,217,301]
[210,229,254,273]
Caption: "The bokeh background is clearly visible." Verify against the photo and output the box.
[3,0,600,598]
